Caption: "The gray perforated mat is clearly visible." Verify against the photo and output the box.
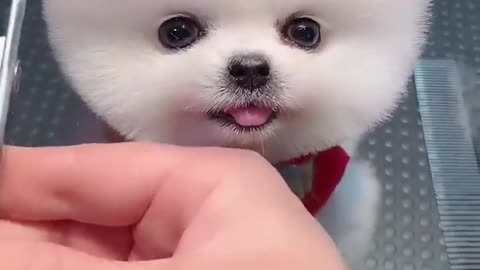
[1,1,479,270]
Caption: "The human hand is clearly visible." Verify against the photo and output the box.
[0,143,346,270]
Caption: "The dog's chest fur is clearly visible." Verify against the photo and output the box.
[279,154,381,270]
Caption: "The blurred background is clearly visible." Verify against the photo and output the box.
[1,1,479,270]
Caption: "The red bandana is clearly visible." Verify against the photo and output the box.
[105,127,350,216]
[283,147,350,215]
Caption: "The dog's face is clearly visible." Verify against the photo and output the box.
[42,0,431,163]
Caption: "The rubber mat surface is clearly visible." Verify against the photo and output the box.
[1,1,479,270]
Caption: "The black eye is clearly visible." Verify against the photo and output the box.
[158,16,204,49]
[284,18,321,49]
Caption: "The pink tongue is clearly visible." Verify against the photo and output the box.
[227,107,273,127]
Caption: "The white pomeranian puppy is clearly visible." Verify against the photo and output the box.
[42,0,431,267]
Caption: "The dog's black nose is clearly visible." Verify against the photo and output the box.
[228,54,270,90]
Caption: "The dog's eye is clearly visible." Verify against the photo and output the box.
[158,16,203,49]
[284,18,321,49]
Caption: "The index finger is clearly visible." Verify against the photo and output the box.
[0,143,284,226]
[0,143,173,225]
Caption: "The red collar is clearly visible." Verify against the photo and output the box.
[104,126,349,216]
[282,147,350,215]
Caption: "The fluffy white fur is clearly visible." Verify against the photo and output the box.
[42,0,432,268]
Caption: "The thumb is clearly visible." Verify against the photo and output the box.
[0,242,174,270]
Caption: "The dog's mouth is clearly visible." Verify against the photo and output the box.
[208,105,278,132]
